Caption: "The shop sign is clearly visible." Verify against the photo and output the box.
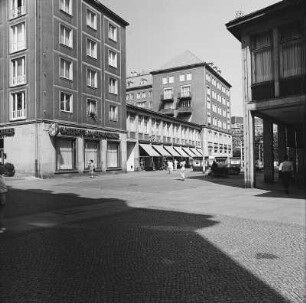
[58,126,119,140]
[48,123,60,137]
[149,135,160,143]
[0,128,15,137]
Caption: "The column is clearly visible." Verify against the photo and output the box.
[76,137,84,173]
[278,124,286,164]
[101,139,107,172]
[263,119,274,183]
[244,111,255,187]
[120,133,127,173]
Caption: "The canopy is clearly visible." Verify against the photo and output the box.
[173,146,189,157]
[182,147,195,157]
[139,144,160,157]
[163,145,181,157]
[190,147,202,157]
[152,145,171,157]
[196,148,203,156]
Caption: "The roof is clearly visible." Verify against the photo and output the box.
[160,50,203,70]
[126,73,153,90]
[226,0,305,41]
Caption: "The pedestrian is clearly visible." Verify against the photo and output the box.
[279,155,294,194]
[0,165,8,233]
[174,159,178,171]
[88,160,95,178]
[167,160,173,174]
[180,161,186,181]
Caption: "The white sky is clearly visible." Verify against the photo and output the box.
[101,0,281,115]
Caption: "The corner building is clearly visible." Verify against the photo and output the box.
[0,0,129,177]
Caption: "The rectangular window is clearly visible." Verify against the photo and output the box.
[84,140,100,169]
[10,56,26,86]
[279,24,306,78]
[136,92,141,99]
[181,85,191,97]
[141,92,146,98]
[107,142,119,168]
[186,73,192,80]
[87,69,97,88]
[60,24,73,48]
[10,0,25,19]
[109,78,118,94]
[169,76,174,83]
[87,99,97,116]
[163,88,173,99]
[60,58,73,80]
[108,23,117,42]
[162,77,168,85]
[10,91,26,120]
[60,0,72,15]
[60,92,73,112]
[109,105,118,121]
[252,32,273,83]
[108,50,117,68]
[87,9,97,30]
[86,39,97,59]
[179,74,185,81]
[10,22,26,53]
[56,138,76,170]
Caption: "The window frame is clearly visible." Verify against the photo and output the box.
[10,90,26,120]
[59,58,73,80]
[87,69,98,88]
[108,23,118,42]
[9,21,26,53]
[108,49,118,68]
[59,24,73,48]
[60,91,73,113]
[86,9,97,30]
[60,0,72,15]
[109,105,118,122]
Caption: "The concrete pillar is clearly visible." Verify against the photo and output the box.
[76,137,84,173]
[278,124,286,164]
[120,134,127,173]
[101,139,107,172]
[244,111,255,187]
[263,119,274,183]
[287,127,296,172]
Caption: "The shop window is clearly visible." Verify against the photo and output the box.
[107,142,120,168]
[56,138,76,170]
[84,140,100,169]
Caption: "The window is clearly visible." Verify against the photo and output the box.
[87,9,97,30]
[206,86,211,96]
[10,22,26,53]
[87,69,97,88]
[10,91,26,120]
[56,138,76,170]
[186,73,192,81]
[60,92,72,112]
[60,58,72,80]
[108,23,117,42]
[60,24,73,48]
[109,78,118,94]
[163,88,173,99]
[169,76,174,83]
[279,23,306,78]
[207,100,211,109]
[181,85,191,97]
[179,74,185,81]
[10,0,25,19]
[86,39,97,58]
[60,0,72,15]
[252,32,273,83]
[162,77,168,85]
[136,101,146,108]
[205,73,211,82]
[141,92,146,98]
[10,57,26,86]
[107,142,119,168]
[148,91,152,97]
[87,99,97,116]
[108,50,117,68]
[109,105,118,121]
[136,92,141,99]
[84,140,100,169]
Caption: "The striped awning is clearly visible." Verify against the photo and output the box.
[139,144,160,157]
[173,146,189,157]
[152,145,171,157]
[163,146,181,157]
[182,147,195,157]
[196,148,203,156]
[190,147,202,157]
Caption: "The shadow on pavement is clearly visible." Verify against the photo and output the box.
[0,187,292,302]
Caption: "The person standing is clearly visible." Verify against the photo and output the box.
[279,155,294,194]
[88,160,95,178]
[180,161,186,181]
[174,159,178,171]
[0,165,8,233]
[167,160,173,174]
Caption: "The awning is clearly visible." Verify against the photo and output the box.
[182,147,195,157]
[173,146,189,157]
[163,145,181,157]
[196,148,203,156]
[190,147,202,157]
[152,145,171,157]
[139,144,160,157]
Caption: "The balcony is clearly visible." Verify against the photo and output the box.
[11,75,26,86]
[160,94,174,101]
[280,76,306,97]
[11,109,26,120]
[160,108,175,116]
[251,81,274,101]
[178,92,192,99]
[177,106,192,114]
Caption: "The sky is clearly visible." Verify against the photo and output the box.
[101,0,280,116]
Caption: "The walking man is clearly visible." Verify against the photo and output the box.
[279,155,294,194]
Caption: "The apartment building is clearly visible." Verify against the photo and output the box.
[0,0,129,177]
[226,0,306,187]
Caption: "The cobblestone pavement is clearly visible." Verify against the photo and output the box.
[0,170,305,302]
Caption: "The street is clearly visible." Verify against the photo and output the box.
[0,170,305,302]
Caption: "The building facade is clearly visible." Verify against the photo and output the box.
[226,0,306,187]
[0,0,129,177]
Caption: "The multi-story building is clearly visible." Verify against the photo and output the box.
[126,73,153,109]
[126,51,233,164]
[0,0,129,177]
[226,0,306,187]
[231,116,244,157]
